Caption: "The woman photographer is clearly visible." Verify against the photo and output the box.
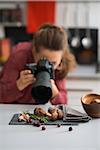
[0,23,76,104]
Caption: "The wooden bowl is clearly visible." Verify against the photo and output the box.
[81,93,100,118]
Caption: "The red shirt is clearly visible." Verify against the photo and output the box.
[0,42,67,105]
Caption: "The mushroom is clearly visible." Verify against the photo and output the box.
[34,107,46,116]
[57,109,64,119]
[34,107,51,117]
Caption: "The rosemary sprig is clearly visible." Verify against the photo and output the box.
[21,111,49,123]
[29,114,49,123]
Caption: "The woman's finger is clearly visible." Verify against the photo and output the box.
[20,70,31,76]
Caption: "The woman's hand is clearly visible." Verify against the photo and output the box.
[51,79,59,98]
[16,70,36,91]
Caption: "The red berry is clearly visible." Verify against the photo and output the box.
[57,124,61,127]
[41,126,46,130]
[27,118,32,123]
[36,122,41,127]
[68,127,73,131]
[33,121,41,127]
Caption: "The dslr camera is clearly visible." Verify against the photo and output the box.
[26,58,54,104]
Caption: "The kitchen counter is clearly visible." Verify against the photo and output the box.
[68,65,100,79]
[0,104,100,150]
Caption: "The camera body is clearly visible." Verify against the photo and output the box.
[26,59,54,104]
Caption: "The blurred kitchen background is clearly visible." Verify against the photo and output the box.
[0,0,100,105]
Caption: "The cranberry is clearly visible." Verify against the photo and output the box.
[36,122,41,127]
[26,118,32,123]
[68,126,73,131]
[57,124,61,127]
[41,126,46,130]
[33,121,41,127]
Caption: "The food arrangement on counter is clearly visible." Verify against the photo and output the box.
[18,107,64,124]
[15,106,74,131]
[9,105,91,127]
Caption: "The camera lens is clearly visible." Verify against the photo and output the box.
[31,86,52,104]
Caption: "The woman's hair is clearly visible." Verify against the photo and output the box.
[33,23,77,79]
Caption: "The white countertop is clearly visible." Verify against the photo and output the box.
[68,65,100,79]
[0,104,100,150]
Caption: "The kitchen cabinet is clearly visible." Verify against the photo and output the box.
[0,2,26,26]
[0,6,21,24]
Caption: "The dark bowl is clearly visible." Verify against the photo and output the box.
[81,93,100,118]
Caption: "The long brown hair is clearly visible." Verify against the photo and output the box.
[33,23,77,79]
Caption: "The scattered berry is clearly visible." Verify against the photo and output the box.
[57,124,61,127]
[33,121,41,127]
[39,120,45,123]
[68,126,73,131]
[41,126,46,130]
[26,118,32,123]
[36,122,41,127]
[33,122,37,126]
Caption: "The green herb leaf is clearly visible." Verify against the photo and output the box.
[29,114,49,123]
